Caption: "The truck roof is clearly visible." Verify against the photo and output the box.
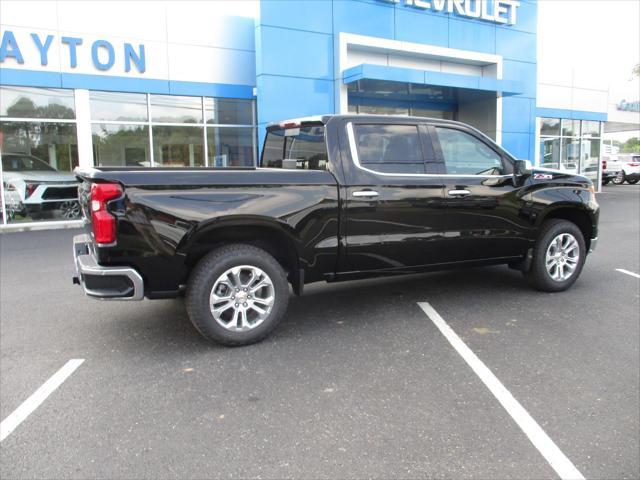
[266,114,465,129]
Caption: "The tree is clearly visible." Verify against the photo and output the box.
[622,137,640,153]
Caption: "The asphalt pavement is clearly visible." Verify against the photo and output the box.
[1,185,638,479]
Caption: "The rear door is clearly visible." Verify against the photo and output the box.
[339,118,447,272]
[430,124,530,262]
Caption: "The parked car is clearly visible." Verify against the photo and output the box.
[72,115,599,346]
[601,159,620,185]
[1,153,81,220]
[611,154,640,185]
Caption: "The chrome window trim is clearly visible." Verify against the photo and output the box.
[346,122,512,179]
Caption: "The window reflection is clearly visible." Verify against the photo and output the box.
[92,124,150,167]
[207,127,254,167]
[151,95,203,124]
[1,86,75,119]
[1,121,79,223]
[205,98,253,125]
[539,118,602,183]
[540,117,560,136]
[90,91,148,122]
[152,126,204,167]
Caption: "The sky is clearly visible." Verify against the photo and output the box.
[538,0,640,101]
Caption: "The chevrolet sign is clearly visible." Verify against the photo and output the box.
[382,0,520,26]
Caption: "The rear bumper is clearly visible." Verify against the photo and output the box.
[73,234,144,300]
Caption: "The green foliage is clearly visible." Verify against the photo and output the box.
[621,137,640,153]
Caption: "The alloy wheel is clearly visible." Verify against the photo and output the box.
[545,233,580,281]
[209,265,275,332]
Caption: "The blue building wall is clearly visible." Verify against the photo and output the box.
[255,0,538,161]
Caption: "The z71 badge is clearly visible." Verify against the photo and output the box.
[534,173,553,180]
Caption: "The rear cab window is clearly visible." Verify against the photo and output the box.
[261,124,328,170]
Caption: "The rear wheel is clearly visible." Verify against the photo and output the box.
[612,171,626,185]
[186,244,289,346]
[627,178,639,185]
[524,219,586,292]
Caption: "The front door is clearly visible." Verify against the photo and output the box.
[340,120,447,272]
[430,125,531,262]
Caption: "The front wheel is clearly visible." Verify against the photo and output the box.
[186,244,289,346]
[524,219,586,292]
[612,171,626,185]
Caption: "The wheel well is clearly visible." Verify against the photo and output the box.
[542,208,593,250]
[184,225,301,290]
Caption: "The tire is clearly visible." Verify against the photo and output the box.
[524,219,586,292]
[627,178,639,185]
[602,179,610,185]
[59,200,81,219]
[186,244,289,346]
[612,171,625,185]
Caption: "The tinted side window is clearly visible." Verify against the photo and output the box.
[353,124,425,174]
[435,127,503,175]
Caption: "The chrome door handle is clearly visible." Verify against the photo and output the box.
[352,190,379,198]
[448,189,471,197]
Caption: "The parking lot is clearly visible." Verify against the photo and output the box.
[1,185,638,480]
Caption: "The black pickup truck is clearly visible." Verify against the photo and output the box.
[73,114,599,345]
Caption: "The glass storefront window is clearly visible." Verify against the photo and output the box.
[410,107,455,120]
[561,119,580,137]
[539,137,559,168]
[581,139,601,177]
[581,121,601,137]
[540,118,560,136]
[1,86,75,119]
[152,126,204,167]
[538,118,602,185]
[357,104,410,116]
[1,121,80,223]
[92,124,150,167]
[90,91,148,122]
[150,95,202,124]
[205,98,253,125]
[207,127,254,167]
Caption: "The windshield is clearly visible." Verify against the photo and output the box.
[262,125,328,170]
[2,154,57,172]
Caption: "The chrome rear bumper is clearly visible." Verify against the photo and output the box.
[73,234,144,300]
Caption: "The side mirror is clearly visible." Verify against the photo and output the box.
[514,159,533,176]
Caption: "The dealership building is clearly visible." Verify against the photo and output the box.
[0,0,638,227]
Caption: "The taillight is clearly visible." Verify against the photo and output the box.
[25,183,39,198]
[602,160,607,170]
[90,183,123,245]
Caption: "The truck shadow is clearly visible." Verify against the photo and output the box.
[102,265,536,353]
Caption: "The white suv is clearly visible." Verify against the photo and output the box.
[2,153,80,220]
[611,154,640,185]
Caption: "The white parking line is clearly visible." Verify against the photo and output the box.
[0,359,84,442]
[417,303,585,480]
[615,268,640,279]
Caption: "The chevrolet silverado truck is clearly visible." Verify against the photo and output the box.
[72,115,599,346]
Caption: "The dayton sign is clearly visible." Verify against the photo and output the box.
[382,0,520,25]
[0,30,146,73]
